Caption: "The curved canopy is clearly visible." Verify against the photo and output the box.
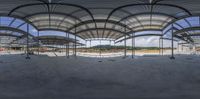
[174,27,200,43]
[0,0,200,41]
[162,16,200,43]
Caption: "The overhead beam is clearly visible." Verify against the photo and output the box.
[8,3,98,39]
[0,33,22,38]
[38,28,85,40]
[67,19,132,31]
[75,28,128,36]
[104,3,192,39]
[115,34,162,43]
[174,27,200,35]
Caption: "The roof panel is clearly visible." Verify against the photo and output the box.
[1,0,200,40]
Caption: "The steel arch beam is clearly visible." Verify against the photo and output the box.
[129,24,164,30]
[174,27,200,35]
[163,15,200,30]
[163,26,194,42]
[115,34,162,43]
[0,26,29,35]
[160,37,179,42]
[30,19,74,26]
[38,28,85,40]
[112,25,163,38]
[127,29,162,34]
[0,15,39,30]
[23,11,96,39]
[8,3,99,38]
[23,12,81,22]
[77,28,126,40]
[103,9,140,39]
[66,19,133,38]
[0,33,22,38]
[186,34,200,37]
[163,23,194,43]
[163,23,183,36]
[106,3,192,22]
[112,12,177,29]
[104,3,192,38]
[76,28,127,35]
[115,29,162,40]
[0,26,36,44]
[67,19,132,32]
[37,25,70,30]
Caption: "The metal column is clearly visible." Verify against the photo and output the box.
[74,36,77,57]
[131,33,134,59]
[0,17,1,55]
[74,26,77,57]
[100,39,102,57]
[26,23,30,59]
[67,33,69,58]
[73,41,75,56]
[124,35,127,58]
[85,40,87,48]
[177,43,180,54]
[170,24,175,59]
[0,38,1,56]
[109,40,111,50]
[131,32,136,59]
[37,31,40,55]
[90,40,91,48]
[159,38,160,55]
[65,32,69,58]
[161,37,164,56]
[124,20,127,58]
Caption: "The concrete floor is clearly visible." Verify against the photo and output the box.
[0,54,200,99]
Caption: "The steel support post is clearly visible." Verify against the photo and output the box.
[0,17,1,55]
[37,31,39,55]
[67,33,69,58]
[124,20,127,58]
[0,38,1,56]
[131,33,134,59]
[133,33,136,57]
[177,43,180,54]
[65,33,69,57]
[75,26,77,57]
[161,37,164,56]
[124,35,127,58]
[100,40,102,57]
[109,40,111,50]
[159,38,161,55]
[72,35,74,56]
[90,40,91,49]
[85,40,87,48]
[75,36,77,57]
[26,23,30,59]
[112,40,114,53]
[170,24,175,59]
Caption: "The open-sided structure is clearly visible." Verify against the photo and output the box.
[0,0,200,58]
